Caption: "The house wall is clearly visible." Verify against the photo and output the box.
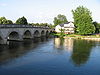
[55,26,74,34]
[55,25,62,33]
[64,28,74,34]
[55,22,75,34]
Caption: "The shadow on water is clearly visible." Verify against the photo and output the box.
[0,37,49,65]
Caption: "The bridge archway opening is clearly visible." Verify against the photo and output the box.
[23,30,32,39]
[34,30,40,38]
[41,30,45,37]
[7,31,20,41]
[0,36,4,44]
[46,30,49,37]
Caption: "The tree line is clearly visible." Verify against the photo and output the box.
[53,6,100,35]
[0,16,52,27]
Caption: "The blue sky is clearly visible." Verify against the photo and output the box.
[0,0,100,23]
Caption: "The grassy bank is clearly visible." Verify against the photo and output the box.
[53,33,100,41]
[65,34,100,38]
[64,34,100,41]
[54,33,100,38]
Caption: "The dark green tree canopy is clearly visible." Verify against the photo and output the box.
[53,14,68,26]
[0,17,13,24]
[16,16,28,25]
[72,6,95,35]
[6,20,13,24]
[93,21,100,33]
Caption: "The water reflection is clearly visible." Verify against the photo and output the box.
[54,38,74,52]
[54,38,96,66]
[0,37,49,65]
[0,37,100,75]
[71,40,95,66]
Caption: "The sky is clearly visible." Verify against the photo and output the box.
[0,0,100,24]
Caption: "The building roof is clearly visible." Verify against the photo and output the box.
[59,22,75,28]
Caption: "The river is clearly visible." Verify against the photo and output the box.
[0,37,100,75]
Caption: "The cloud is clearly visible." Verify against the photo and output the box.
[0,3,7,7]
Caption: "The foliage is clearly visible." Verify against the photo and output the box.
[53,28,65,38]
[72,6,95,35]
[53,14,68,27]
[0,17,13,24]
[59,28,65,38]
[30,23,53,28]
[16,16,28,25]
[6,20,13,24]
[93,21,100,33]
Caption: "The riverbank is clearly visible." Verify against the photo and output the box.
[64,34,100,41]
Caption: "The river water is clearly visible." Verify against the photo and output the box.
[0,37,100,75]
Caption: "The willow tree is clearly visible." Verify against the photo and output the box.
[72,6,95,35]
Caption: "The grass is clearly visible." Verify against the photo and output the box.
[65,34,100,38]
[52,32,100,39]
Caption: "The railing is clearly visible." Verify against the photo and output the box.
[0,24,51,29]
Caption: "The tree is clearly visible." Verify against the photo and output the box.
[59,28,65,38]
[72,6,95,35]
[0,17,13,24]
[7,20,13,24]
[0,17,7,24]
[53,14,68,27]
[93,21,100,33]
[16,16,28,25]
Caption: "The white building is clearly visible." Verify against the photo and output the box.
[55,22,75,34]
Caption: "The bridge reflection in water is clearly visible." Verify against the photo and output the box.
[0,37,49,65]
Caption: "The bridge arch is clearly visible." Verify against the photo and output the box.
[23,30,32,39]
[7,31,20,41]
[0,36,5,44]
[46,30,49,37]
[41,30,45,37]
[34,30,40,38]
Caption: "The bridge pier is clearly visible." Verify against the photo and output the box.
[0,39,7,44]
[33,35,41,38]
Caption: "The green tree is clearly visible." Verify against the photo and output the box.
[53,14,68,27]
[7,20,13,24]
[0,17,13,24]
[16,16,28,25]
[59,28,65,38]
[72,6,95,35]
[35,23,39,26]
[93,21,100,33]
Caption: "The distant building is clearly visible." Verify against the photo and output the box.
[55,21,75,34]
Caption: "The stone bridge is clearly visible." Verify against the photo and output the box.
[0,24,54,44]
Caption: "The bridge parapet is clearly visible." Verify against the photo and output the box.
[0,24,50,29]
